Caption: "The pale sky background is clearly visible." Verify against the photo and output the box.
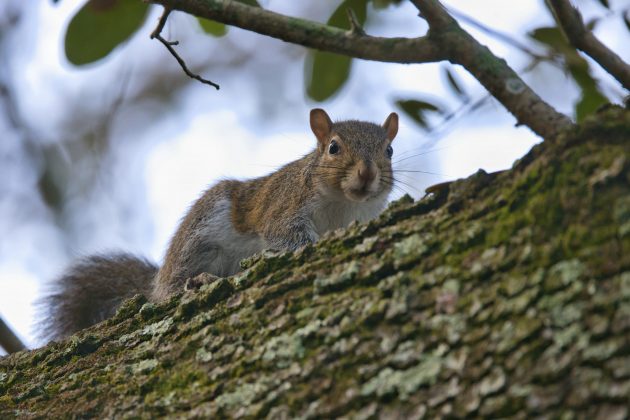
[0,0,627,352]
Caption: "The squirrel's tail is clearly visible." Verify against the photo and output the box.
[38,253,158,343]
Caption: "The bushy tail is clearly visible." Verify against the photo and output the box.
[38,253,158,343]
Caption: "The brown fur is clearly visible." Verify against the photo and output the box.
[38,254,157,342]
[153,109,398,299]
[39,109,398,340]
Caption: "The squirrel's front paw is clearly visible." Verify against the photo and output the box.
[184,272,220,291]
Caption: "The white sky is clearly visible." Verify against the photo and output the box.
[0,0,627,351]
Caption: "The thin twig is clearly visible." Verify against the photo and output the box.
[548,0,630,90]
[346,8,365,36]
[151,8,220,90]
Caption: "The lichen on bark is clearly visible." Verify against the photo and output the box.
[1,108,629,418]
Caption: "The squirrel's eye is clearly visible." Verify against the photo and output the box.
[329,140,340,155]
[386,145,393,159]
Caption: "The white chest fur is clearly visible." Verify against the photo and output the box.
[197,198,266,276]
[311,194,388,236]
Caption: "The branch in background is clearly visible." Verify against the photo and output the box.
[447,6,559,68]
[149,0,574,139]
[548,0,630,90]
[0,317,26,354]
[148,0,446,64]
[410,0,574,139]
[150,7,220,90]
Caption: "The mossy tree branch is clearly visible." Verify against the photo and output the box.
[548,0,630,91]
[147,0,575,139]
[147,0,446,63]
[410,0,574,138]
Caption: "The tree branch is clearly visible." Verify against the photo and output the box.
[148,0,574,139]
[147,0,445,64]
[548,0,630,90]
[150,7,220,89]
[410,0,574,139]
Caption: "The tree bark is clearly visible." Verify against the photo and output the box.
[1,108,629,418]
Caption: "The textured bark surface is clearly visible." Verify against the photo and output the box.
[1,108,629,418]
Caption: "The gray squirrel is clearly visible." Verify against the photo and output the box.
[39,109,399,341]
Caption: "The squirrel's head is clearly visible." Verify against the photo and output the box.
[310,108,398,203]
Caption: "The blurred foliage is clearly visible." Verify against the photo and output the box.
[65,0,149,65]
[395,98,446,130]
[197,18,227,37]
[61,0,628,126]
[305,0,369,102]
[372,0,405,8]
[595,0,609,9]
[528,26,609,122]
[442,66,469,102]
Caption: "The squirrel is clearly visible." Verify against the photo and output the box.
[39,108,399,342]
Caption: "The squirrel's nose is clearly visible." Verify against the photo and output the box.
[357,161,376,184]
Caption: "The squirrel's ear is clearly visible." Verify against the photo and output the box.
[382,112,399,142]
[310,108,333,145]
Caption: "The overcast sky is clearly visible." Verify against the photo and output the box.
[0,0,627,351]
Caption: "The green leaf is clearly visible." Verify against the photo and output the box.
[198,18,227,37]
[575,89,608,122]
[530,26,609,121]
[585,17,600,31]
[596,0,609,9]
[196,0,259,37]
[395,99,444,130]
[442,66,469,101]
[529,26,573,55]
[236,0,261,6]
[327,0,368,29]
[306,52,353,102]
[305,0,368,102]
[623,10,630,32]
[65,0,149,66]
[372,0,404,9]
[570,62,609,121]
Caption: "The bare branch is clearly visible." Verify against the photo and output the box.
[410,0,574,139]
[148,0,445,64]
[548,0,630,90]
[149,0,574,139]
[151,7,220,90]
[0,317,26,354]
